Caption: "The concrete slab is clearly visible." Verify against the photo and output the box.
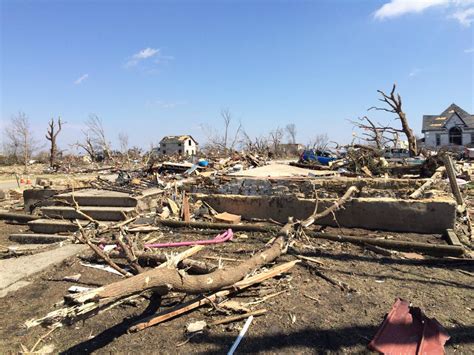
[9,233,71,244]
[0,244,86,297]
[41,206,135,221]
[195,194,456,234]
[56,189,138,207]
[28,218,80,234]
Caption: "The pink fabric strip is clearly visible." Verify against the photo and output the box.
[143,229,233,248]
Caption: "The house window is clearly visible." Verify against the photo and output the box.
[471,133,474,144]
[436,134,441,146]
[178,143,182,147]
[188,140,192,146]
[163,150,166,154]
[178,149,182,154]
[162,143,166,147]
[449,127,462,145]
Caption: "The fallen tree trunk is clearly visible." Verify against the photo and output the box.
[306,231,464,257]
[66,235,286,305]
[128,260,298,332]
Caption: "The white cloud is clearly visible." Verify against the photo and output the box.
[125,47,160,67]
[374,0,474,26]
[374,0,449,19]
[74,73,89,85]
[408,68,422,77]
[465,47,474,52]
[450,7,474,26]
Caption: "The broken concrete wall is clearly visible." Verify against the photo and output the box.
[186,176,425,199]
[193,193,456,234]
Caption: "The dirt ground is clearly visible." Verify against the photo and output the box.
[0,224,472,354]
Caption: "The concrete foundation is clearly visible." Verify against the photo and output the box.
[194,194,456,234]
[41,206,134,221]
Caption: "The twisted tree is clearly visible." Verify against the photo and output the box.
[369,84,417,156]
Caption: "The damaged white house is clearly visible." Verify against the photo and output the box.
[422,103,474,149]
[158,135,198,156]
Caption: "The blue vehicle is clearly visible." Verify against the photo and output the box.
[300,149,337,166]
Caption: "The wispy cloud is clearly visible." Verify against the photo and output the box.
[450,7,474,26]
[374,0,474,26]
[146,99,187,109]
[74,73,89,85]
[408,68,422,78]
[374,0,449,20]
[465,47,474,53]
[125,47,160,67]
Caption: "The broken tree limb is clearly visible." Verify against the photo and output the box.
[301,186,359,228]
[116,230,143,274]
[305,231,465,257]
[128,260,298,332]
[74,220,131,277]
[66,236,287,305]
[442,154,465,208]
[409,167,445,199]
[102,250,216,274]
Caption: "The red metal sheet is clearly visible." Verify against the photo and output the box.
[369,298,450,355]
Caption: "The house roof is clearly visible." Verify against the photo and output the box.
[422,103,474,132]
[160,135,198,145]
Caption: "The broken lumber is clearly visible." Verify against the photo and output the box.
[442,154,464,207]
[409,168,445,199]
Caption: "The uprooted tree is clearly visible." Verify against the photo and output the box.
[45,117,63,168]
[369,83,417,156]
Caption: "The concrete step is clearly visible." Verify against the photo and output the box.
[28,219,81,234]
[55,189,138,208]
[41,206,135,221]
[9,233,71,244]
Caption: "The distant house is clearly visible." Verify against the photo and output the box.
[159,135,198,156]
[422,103,474,149]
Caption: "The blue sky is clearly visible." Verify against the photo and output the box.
[1,0,473,151]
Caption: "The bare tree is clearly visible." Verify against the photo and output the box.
[3,112,38,172]
[369,84,417,156]
[118,132,129,161]
[269,127,284,156]
[74,114,112,161]
[285,123,297,144]
[241,130,270,155]
[202,108,242,153]
[349,116,399,150]
[308,133,329,151]
[45,117,63,168]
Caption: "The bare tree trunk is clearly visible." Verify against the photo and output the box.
[369,84,417,156]
[45,117,63,168]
